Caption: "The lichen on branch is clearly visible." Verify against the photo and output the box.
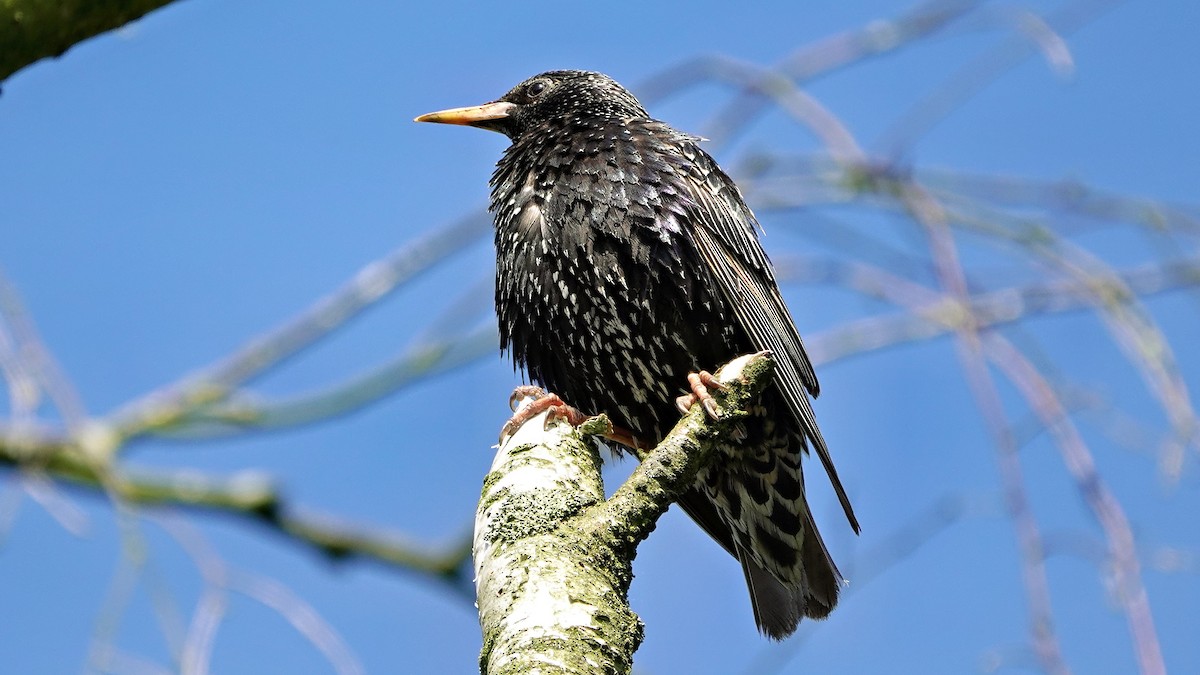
[473,352,774,674]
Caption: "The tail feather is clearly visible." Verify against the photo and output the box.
[795,504,842,618]
[677,478,843,639]
[738,497,841,637]
[741,558,803,639]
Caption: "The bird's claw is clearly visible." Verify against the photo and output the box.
[675,370,727,420]
[509,385,547,411]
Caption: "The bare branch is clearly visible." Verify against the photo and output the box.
[0,439,474,591]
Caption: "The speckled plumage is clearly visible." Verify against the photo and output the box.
[421,70,858,638]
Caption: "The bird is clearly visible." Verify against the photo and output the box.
[416,70,858,639]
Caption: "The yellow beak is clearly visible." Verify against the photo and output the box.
[414,101,516,127]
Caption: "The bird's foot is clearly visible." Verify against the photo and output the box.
[502,389,589,442]
[501,386,650,451]
[675,370,728,419]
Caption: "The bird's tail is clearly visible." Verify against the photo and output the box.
[738,502,841,638]
[677,468,843,639]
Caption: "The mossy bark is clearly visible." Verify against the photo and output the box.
[474,353,774,674]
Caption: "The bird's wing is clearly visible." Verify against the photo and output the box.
[672,139,859,533]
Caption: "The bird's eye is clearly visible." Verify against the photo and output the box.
[527,80,547,98]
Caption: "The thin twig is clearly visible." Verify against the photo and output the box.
[109,214,490,445]
[875,0,1124,156]
[902,180,1070,673]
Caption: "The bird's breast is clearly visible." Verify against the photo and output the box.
[487,124,739,437]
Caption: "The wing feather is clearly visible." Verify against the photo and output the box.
[679,143,860,534]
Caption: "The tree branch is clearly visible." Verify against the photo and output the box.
[0,438,473,592]
[1,0,181,82]
[473,353,774,674]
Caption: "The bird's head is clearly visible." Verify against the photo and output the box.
[415,70,649,139]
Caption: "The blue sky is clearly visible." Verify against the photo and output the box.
[1,1,1197,673]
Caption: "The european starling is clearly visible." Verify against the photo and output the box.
[416,70,858,638]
